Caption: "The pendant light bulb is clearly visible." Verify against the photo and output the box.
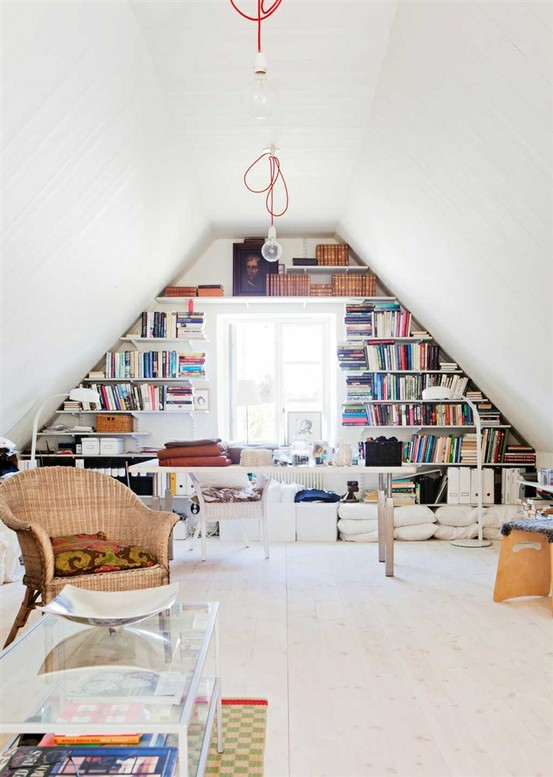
[243,52,278,120]
[261,225,282,262]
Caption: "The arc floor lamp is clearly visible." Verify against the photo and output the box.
[422,385,492,548]
[30,387,101,467]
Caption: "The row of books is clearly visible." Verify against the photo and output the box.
[365,342,441,371]
[162,284,224,297]
[104,351,206,379]
[344,307,412,339]
[331,274,376,296]
[91,383,194,412]
[316,243,349,264]
[345,402,477,427]
[0,746,177,776]
[404,429,509,464]
[139,311,205,339]
[266,274,310,296]
[345,373,469,401]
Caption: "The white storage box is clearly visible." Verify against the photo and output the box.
[267,503,296,541]
[296,503,338,541]
[81,438,100,455]
[99,437,125,455]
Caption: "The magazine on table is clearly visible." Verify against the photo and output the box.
[0,746,178,776]
[66,668,189,705]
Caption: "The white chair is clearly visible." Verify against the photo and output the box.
[189,473,270,560]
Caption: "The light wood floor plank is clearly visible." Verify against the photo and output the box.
[1,538,552,777]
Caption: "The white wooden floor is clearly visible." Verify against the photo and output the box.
[1,538,552,777]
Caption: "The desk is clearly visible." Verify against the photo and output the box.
[129,460,416,576]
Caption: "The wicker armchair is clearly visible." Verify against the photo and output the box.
[0,467,178,646]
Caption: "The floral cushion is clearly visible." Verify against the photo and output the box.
[50,532,157,577]
[200,486,262,503]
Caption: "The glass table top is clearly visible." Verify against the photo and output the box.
[0,601,219,733]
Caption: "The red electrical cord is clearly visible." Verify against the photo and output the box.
[230,0,283,53]
[244,150,289,225]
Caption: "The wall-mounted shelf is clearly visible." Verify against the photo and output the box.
[37,431,149,437]
[83,377,202,384]
[156,296,396,305]
[120,336,208,344]
[285,265,371,274]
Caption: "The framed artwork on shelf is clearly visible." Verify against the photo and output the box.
[233,241,278,296]
[287,411,322,444]
[193,388,210,412]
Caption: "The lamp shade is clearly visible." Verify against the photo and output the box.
[69,387,101,405]
[235,379,261,407]
[421,386,455,401]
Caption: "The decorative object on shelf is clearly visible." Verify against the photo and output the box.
[243,146,289,263]
[233,240,278,296]
[193,387,210,412]
[230,0,282,119]
[344,481,360,502]
[422,386,492,548]
[96,414,135,433]
[363,436,403,466]
[39,582,180,628]
[287,411,322,445]
[30,387,101,467]
[235,379,262,443]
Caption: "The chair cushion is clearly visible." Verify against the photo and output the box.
[200,486,262,503]
[50,532,157,577]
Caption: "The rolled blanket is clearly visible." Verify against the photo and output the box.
[158,442,228,460]
[164,438,222,448]
[158,455,232,467]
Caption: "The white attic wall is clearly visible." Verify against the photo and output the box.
[340,0,553,452]
[1,1,210,448]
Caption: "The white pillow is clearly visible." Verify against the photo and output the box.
[193,471,251,489]
[280,482,303,503]
[483,527,502,540]
[481,505,524,526]
[0,526,22,583]
[267,480,282,503]
[433,523,478,540]
[338,503,378,520]
[394,523,437,541]
[394,505,436,527]
[337,518,377,535]
[340,531,378,542]
[434,505,474,526]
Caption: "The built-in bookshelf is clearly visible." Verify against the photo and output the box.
[337,298,535,504]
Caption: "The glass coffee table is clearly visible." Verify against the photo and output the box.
[0,601,222,776]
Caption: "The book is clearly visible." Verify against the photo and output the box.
[0,746,178,776]
[40,733,141,746]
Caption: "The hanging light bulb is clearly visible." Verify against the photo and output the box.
[243,52,278,119]
[261,224,282,262]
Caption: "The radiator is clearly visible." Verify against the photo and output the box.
[271,470,326,489]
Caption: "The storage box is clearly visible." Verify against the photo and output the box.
[81,438,100,455]
[295,503,338,541]
[364,438,403,466]
[96,414,134,433]
[99,438,125,455]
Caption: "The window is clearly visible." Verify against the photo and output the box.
[219,314,335,443]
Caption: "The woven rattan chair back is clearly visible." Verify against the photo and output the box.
[0,467,178,646]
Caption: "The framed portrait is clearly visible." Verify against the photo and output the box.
[193,388,210,412]
[287,411,322,444]
[233,241,278,297]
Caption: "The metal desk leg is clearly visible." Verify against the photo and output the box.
[385,496,395,577]
[164,487,174,561]
[377,473,385,563]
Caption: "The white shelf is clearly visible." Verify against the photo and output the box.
[285,265,372,274]
[517,480,553,493]
[83,378,198,384]
[37,431,149,437]
[120,336,208,344]
[21,453,155,459]
[156,296,396,305]
[55,410,194,415]
[346,370,463,374]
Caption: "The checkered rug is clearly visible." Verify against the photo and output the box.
[205,699,268,776]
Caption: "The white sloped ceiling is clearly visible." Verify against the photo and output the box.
[339,0,552,452]
[1,1,211,445]
[1,1,551,453]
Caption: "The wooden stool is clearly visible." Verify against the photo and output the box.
[493,518,553,611]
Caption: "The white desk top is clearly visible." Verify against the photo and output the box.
[128,459,417,476]
[516,480,553,495]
